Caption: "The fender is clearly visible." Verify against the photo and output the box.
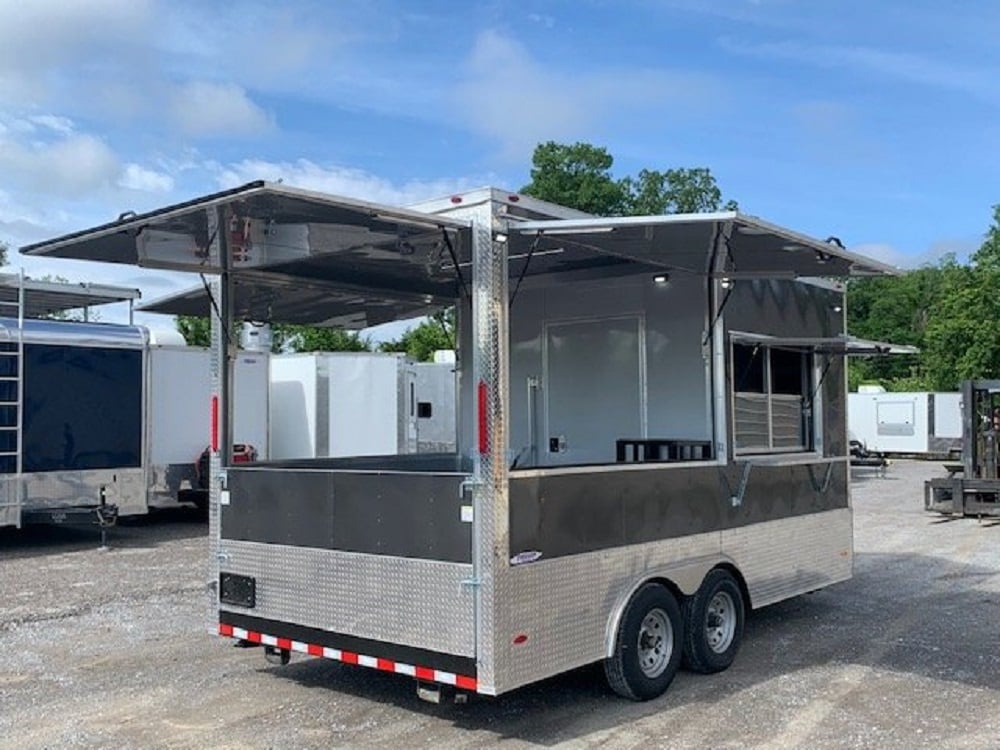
[603,554,739,658]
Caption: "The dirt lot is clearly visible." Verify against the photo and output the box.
[1,460,998,749]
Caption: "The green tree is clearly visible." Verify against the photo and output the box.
[521,141,736,216]
[281,326,371,353]
[521,142,629,215]
[175,315,373,353]
[176,315,211,346]
[846,260,957,389]
[920,206,1000,389]
[623,168,737,215]
[379,309,454,362]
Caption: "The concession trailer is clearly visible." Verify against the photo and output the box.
[848,389,961,457]
[23,182,897,701]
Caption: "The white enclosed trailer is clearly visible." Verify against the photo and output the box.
[847,390,962,456]
[24,182,898,702]
[269,352,416,459]
[147,346,269,510]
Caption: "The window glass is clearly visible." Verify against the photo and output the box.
[732,344,765,393]
[771,349,806,395]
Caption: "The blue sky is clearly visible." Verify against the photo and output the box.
[0,0,996,327]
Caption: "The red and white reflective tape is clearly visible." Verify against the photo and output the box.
[218,623,477,691]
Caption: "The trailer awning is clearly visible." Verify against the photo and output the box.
[20,180,472,292]
[0,274,140,318]
[730,331,919,355]
[509,213,899,279]
[137,276,441,328]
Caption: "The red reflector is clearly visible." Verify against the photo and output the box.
[276,638,292,650]
[456,675,478,691]
[478,380,488,454]
[210,395,219,452]
[513,633,528,645]
[415,666,436,681]
[450,195,463,204]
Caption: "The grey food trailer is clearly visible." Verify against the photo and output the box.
[925,380,1000,517]
[23,182,897,701]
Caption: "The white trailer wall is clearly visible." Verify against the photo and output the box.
[933,393,962,439]
[328,354,409,457]
[848,391,962,455]
[268,353,417,459]
[147,348,269,508]
[232,352,270,457]
[413,361,457,453]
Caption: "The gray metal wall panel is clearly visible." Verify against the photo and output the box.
[222,468,471,563]
[217,541,475,658]
[509,460,848,560]
[489,508,852,693]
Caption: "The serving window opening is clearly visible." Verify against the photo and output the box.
[732,342,814,454]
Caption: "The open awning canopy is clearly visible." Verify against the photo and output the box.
[21,182,472,326]
[22,183,899,326]
[0,273,140,319]
[730,331,919,356]
[508,213,899,280]
[137,275,441,328]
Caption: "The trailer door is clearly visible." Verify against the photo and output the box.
[544,316,644,465]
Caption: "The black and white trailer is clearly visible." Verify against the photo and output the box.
[0,273,269,529]
[24,182,897,701]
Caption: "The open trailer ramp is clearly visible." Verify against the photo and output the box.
[24,183,899,700]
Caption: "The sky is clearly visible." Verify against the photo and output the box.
[0,0,997,332]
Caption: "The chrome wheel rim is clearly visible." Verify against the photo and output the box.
[705,591,737,653]
[637,608,673,678]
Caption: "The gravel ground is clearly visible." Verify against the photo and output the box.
[1,461,998,749]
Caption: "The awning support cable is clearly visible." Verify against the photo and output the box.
[509,234,541,307]
[442,229,470,300]
[200,273,233,347]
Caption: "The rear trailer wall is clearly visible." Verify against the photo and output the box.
[217,466,476,679]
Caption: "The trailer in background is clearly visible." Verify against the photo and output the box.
[24,182,899,702]
[925,380,1000,518]
[848,389,962,457]
[148,347,269,511]
[267,352,455,460]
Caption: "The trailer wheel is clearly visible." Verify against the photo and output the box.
[604,583,683,701]
[682,568,744,674]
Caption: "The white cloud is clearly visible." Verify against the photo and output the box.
[28,114,75,135]
[119,163,174,193]
[454,30,723,160]
[719,37,1000,103]
[852,237,979,269]
[169,81,274,137]
[0,0,153,104]
[0,133,120,197]
[214,158,484,206]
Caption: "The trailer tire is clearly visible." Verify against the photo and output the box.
[682,568,744,674]
[604,583,683,701]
